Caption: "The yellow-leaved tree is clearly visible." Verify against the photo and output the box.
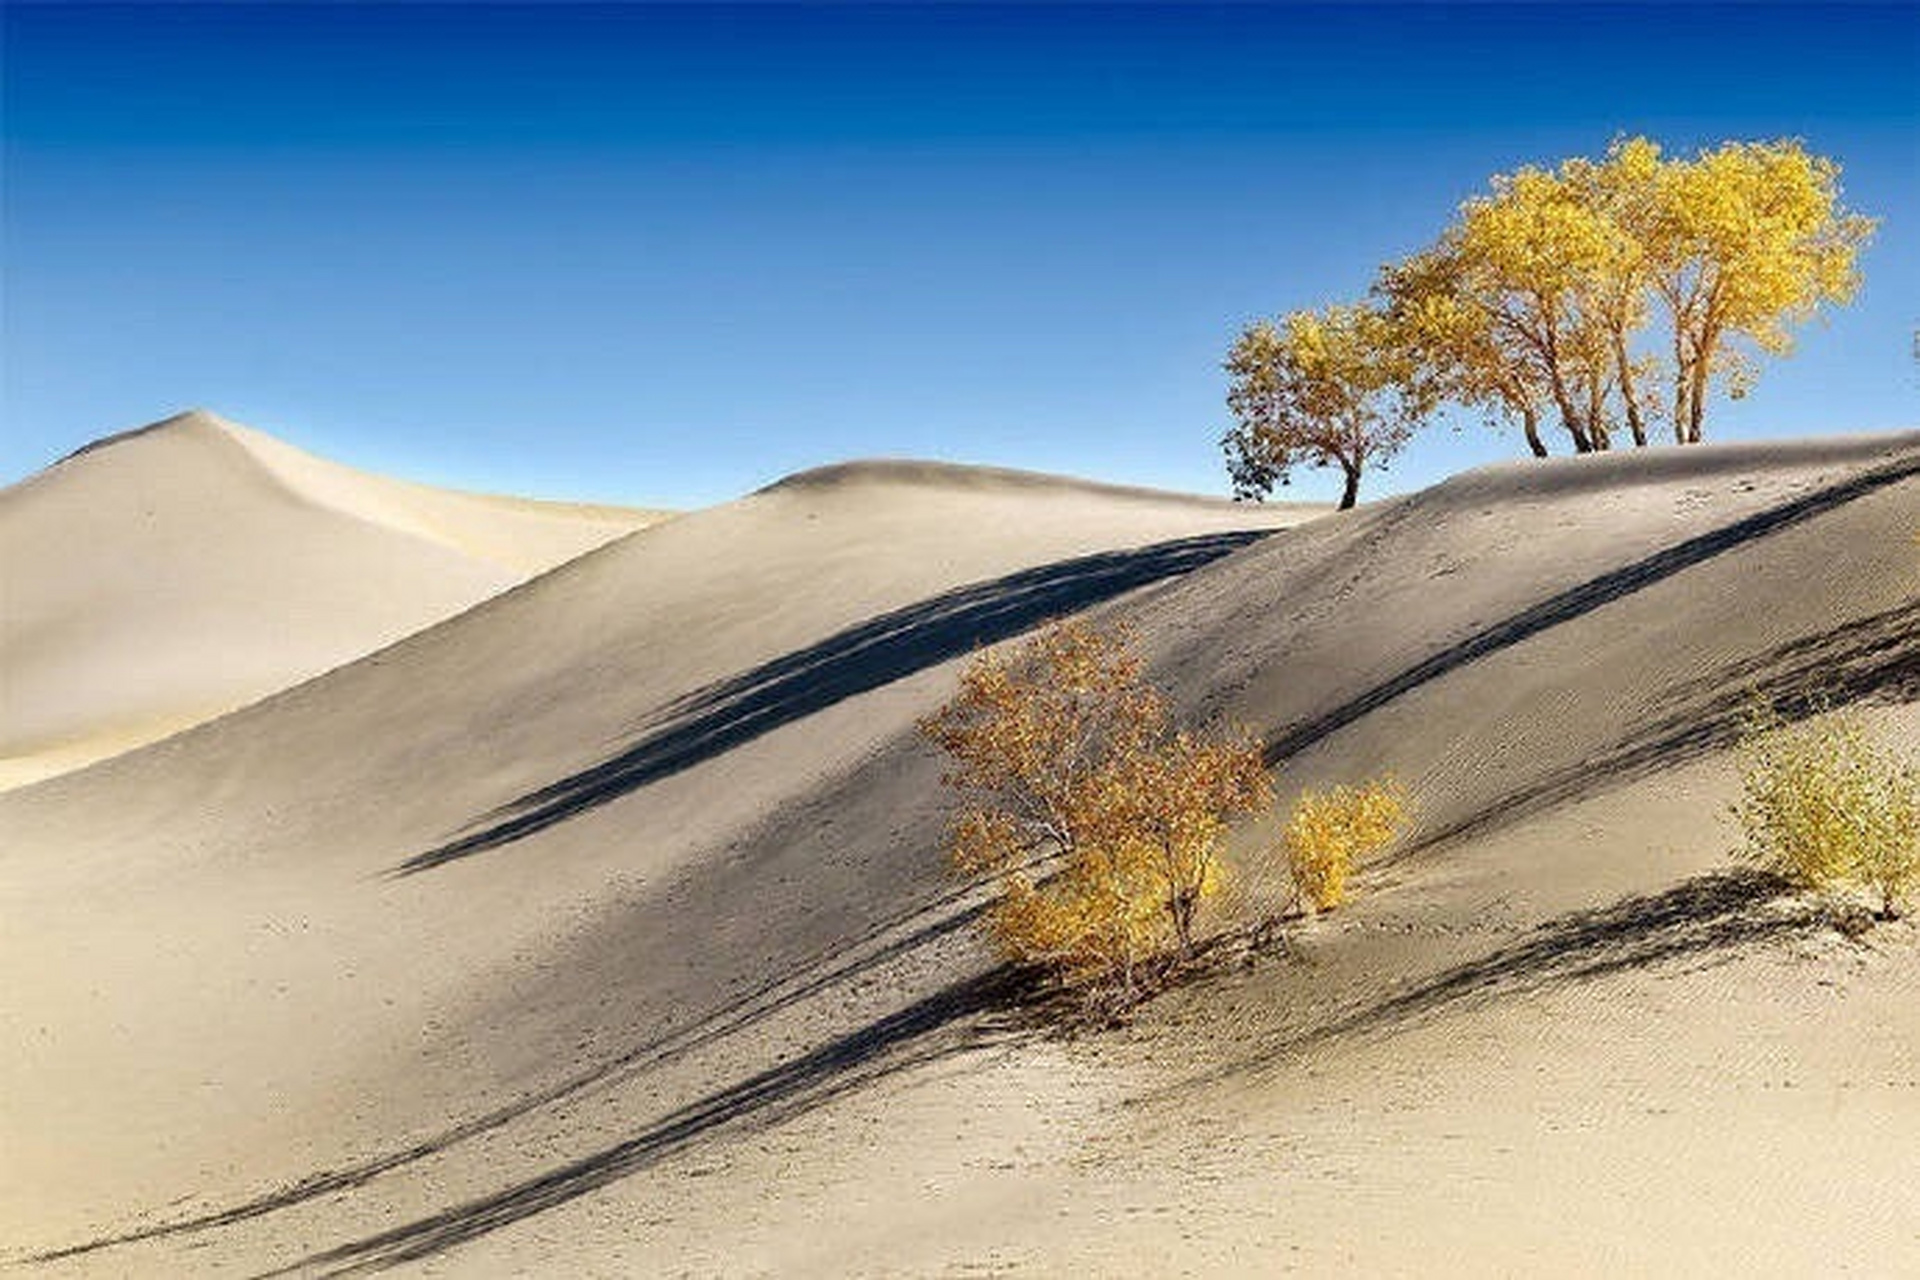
[1380,156,1644,455]
[1222,302,1433,510]
[1626,137,1876,444]
[1563,137,1664,448]
[919,620,1271,1001]
[1378,246,1554,457]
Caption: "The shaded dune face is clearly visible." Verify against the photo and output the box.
[4,432,1917,1275]
[0,410,661,789]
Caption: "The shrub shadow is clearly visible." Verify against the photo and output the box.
[258,966,1033,1277]
[21,880,1001,1268]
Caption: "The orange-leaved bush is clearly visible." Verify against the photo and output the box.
[1281,779,1407,912]
[919,619,1271,999]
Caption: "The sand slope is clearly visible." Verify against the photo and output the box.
[0,456,1317,1258]
[0,410,661,788]
[3,433,1916,1276]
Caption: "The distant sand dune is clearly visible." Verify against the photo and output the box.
[3,430,1915,1275]
[0,410,662,788]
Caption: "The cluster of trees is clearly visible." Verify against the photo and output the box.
[1225,136,1876,508]
[920,620,1402,1008]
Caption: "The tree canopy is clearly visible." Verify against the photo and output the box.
[1378,136,1874,456]
[1222,302,1431,509]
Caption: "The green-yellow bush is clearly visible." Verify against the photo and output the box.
[1281,779,1407,912]
[1733,707,1920,920]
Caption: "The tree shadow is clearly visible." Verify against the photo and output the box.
[1263,448,1920,767]
[404,530,1272,873]
[1413,597,1920,854]
[33,528,1207,1266]
[1191,868,1821,1087]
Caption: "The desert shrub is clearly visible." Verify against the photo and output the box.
[1281,779,1407,912]
[919,619,1271,1002]
[1733,706,1920,920]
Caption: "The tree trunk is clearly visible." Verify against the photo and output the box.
[1672,328,1691,444]
[1586,375,1612,451]
[1170,891,1196,959]
[1687,345,1712,443]
[1338,463,1361,510]
[1614,332,1648,447]
[1545,364,1593,453]
[1520,405,1548,458]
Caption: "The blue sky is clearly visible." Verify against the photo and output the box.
[4,3,1915,508]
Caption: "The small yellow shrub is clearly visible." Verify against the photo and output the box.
[1281,778,1407,911]
[1733,707,1920,919]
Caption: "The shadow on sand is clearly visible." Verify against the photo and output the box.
[1413,596,1920,854]
[27,456,1916,1272]
[292,868,1823,1272]
[404,530,1271,873]
[28,532,1277,1269]
[261,966,1035,1277]
[22,879,1006,1270]
[1264,448,1920,767]
[1188,867,1824,1089]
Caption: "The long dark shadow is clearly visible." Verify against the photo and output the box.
[405,530,1271,873]
[1264,449,1920,766]
[22,884,998,1267]
[265,967,1030,1277]
[1413,597,1920,854]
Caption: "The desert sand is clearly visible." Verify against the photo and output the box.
[0,410,662,789]
[2,421,1916,1276]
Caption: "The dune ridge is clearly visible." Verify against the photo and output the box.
[757,456,1274,507]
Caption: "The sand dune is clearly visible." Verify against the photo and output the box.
[4,432,1916,1275]
[0,410,662,788]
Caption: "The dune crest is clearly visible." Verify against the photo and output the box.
[0,410,663,788]
[757,456,1268,508]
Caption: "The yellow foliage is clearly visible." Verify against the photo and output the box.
[920,620,1272,998]
[1376,133,1875,455]
[1733,707,1920,920]
[1223,301,1432,510]
[1281,779,1407,912]
[1415,156,1640,454]
[1625,136,1876,443]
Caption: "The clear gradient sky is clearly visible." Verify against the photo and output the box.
[3,3,1915,508]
